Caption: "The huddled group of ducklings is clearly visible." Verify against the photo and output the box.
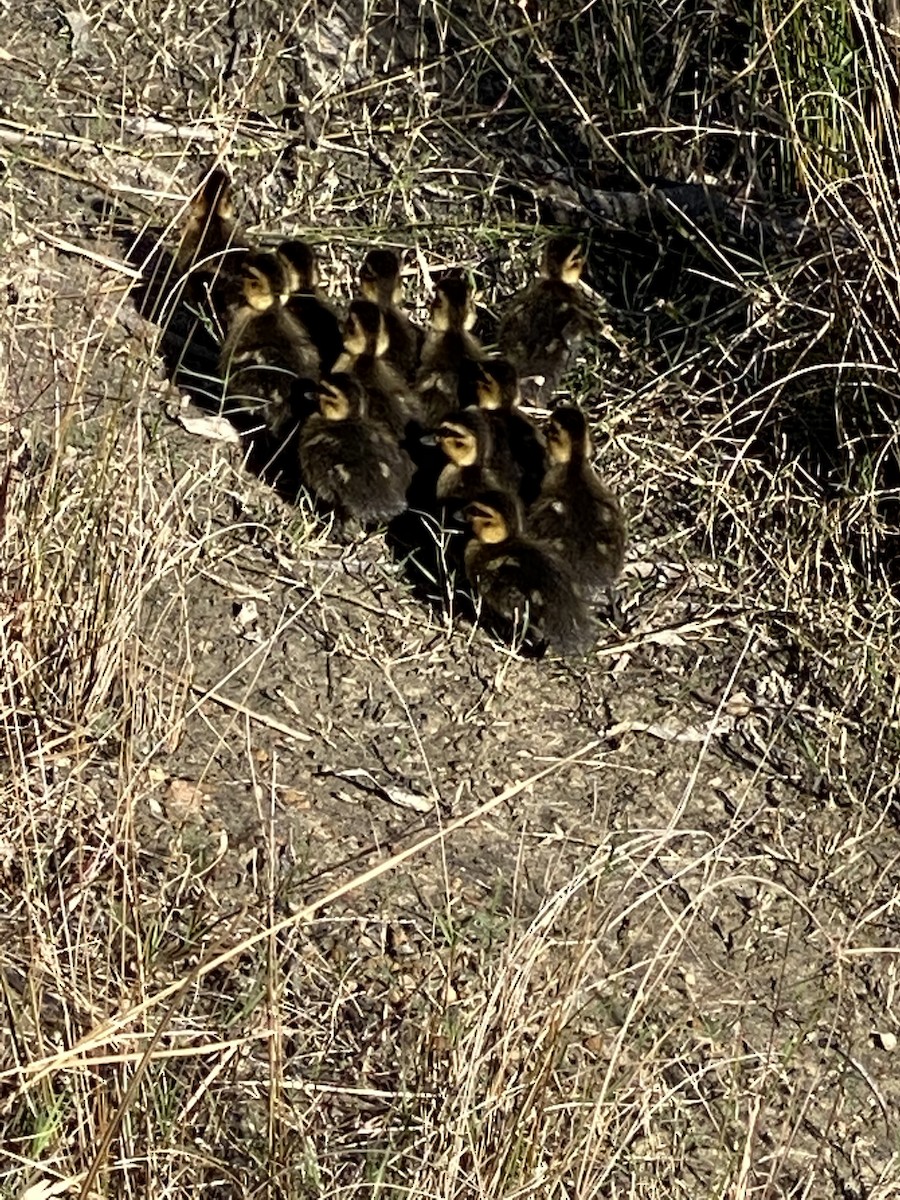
[174,169,626,656]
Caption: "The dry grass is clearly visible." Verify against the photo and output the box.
[2,0,900,1197]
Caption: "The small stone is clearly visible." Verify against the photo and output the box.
[873,1030,897,1052]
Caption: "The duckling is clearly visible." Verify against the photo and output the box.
[359,248,423,382]
[498,235,595,404]
[218,252,320,433]
[298,375,414,527]
[462,490,595,656]
[334,299,420,440]
[526,406,626,607]
[433,408,518,504]
[475,358,546,504]
[175,168,248,319]
[277,240,344,373]
[416,274,486,425]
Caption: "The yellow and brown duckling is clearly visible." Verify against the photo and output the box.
[277,240,344,373]
[526,406,626,607]
[497,235,595,404]
[359,248,423,382]
[334,299,420,440]
[218,252,320,432]
[416,274,486,425]
[176,168,249,320]
[432,408,519,504]
[475,358,546,504]
[298,375,415,527]
[461,490,596,656]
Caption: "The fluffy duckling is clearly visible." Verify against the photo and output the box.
[175,168,248,318]
[359,248,423,382]
[334,299,419,440]
[462,490,595,656]
[277,240,344,373]
[416,274,486,425]
[475,359,546,503]
[497,235,595,404]
[433,408,518,504]
[218,252,320,432]
[298,375,415,527]
[527,406,626,605]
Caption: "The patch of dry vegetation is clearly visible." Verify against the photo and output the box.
[2,1,900,1197]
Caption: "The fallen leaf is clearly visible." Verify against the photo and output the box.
[333,768,433,813]
[232,599,259,628]
[63,8,93,57]
[645,628,688,647]
[281,788,311,809]
[177,412,241,445]
[165,777,213,817]
[723,691,754,717]
[607,717,734,743]
[19,1180,79,1200]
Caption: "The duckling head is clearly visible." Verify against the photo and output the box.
[436,421,479,468]
[239,253,290,311]
[429,275,477,333]
[344,300,390,357]
[462,490,523,544]
[547,406,591,465]
[191,168,234,222]
[360,249,404,305]
[435,409,492,468]
[277,240,319,292]
[542,236,585,285]
[318,374,368,422]
[476,359,520,411]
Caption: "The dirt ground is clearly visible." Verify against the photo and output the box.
[2,3,900,1197]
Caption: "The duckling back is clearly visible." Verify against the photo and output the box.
[176,168,248,320]
[219,253,321,433]
[359,249,423,382]
[526,407,626,596]
[462,491,595,655]
[528,465,625,593]
[336,300,420,441]
[498,282,594,403]
[498,238,594,404]
[416,275,486,424]
[278,240,344,373]
[465,530,594,655]
[298,376,414,526]
[476,359,546,503]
